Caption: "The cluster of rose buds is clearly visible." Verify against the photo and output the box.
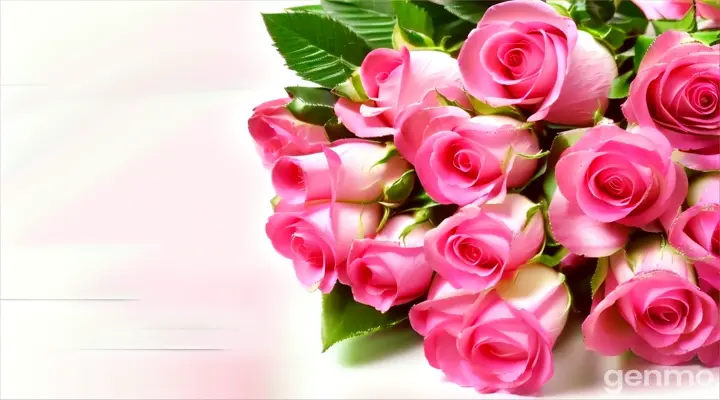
[250,0,719,395]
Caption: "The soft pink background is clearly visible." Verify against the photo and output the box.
[1,1,718,399]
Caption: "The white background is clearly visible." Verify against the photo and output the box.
[1,1,718,399]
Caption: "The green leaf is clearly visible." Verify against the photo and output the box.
[529,247,570,268]
[392,23,436,49]
[516,150,551,160]
[511,158,548,194]
[616,0,646,18]
[286,4,325,13]
[324,116,358,142]
[435,90,471,111]
[376,205,392,233]
[372,143,400,167]
[608,69,633,99]
[691,30,720,46]
[651,3,697,34]
[547,1,572,18]
[543,128,588,201]
[539,196,560,247]
[394,0,434,38]
[524,202,543,230]
[402,190,441,213]
[322,283,411,351]
[383,169,416,204]
[614,48,634,68]
[333,70,369,102]
[270,195,281,211]
[591,257,609,297]
[634,34,654,73]
[580,23,627,50]
[468,94,525,120]
[321,0,397,49]
[571,0,616,27]
[263,13,371,88]
[608,13,648,36]
[285,86,339,125]
[411,0,475,46]
[593,105,605,125]
[443,0,501,23]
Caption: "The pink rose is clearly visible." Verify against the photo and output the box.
[424,194,545,291]
[248,98,330,167]
[334,47,465,138]
[667,172,720,290]
[271,139,411,204]
[265,201,381,293]
[697,280,720,367]
[699,1,720,26]
[342,215,433,312]
[583,236,719,365]
[549,125,688,257]
[623,31,720,171]
[411,264,570,394]
[632,0,720,26]
[397,107,539,205]
[458,0,617,125]
[409,275,481,337]
[558,253,591,271]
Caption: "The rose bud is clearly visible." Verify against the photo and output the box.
[247,98,330,167]
[631,0,720,26]
[396,107,539,206]
[667,172,720,290]
[271,139,412,205]
[697,279,720,367]
[549,124,688,257]
[334,47,466,138]
[342,214,433,312]
[558,252,591,271]
[458,0,617,126]
[582,235,720,365]
[425,194,545,291]
[265,202,382,293]
[415,264,571,395]
[409,274,481,337]
[623,31,720,171]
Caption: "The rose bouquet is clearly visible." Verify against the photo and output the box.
[249,0,719,395]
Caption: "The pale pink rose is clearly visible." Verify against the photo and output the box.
[667,172,720,290]
[342,215,433,312]
[265,202,382,293]
[334,47,465,138]
[458,0,617,125]
[414,264,570,394]
[583,236,719,365]
[632,0,720,25]
[271,139,410,204]
[549,125,688,257]
[397,107,539,205]
[424,194,544,291]
[623,31,720,171]
[248,98,330,167]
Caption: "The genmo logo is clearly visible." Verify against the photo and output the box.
[604,368,719,394]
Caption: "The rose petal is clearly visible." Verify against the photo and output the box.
[549,191,631,257]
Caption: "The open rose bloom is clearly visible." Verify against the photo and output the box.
[410,264,571,394]
[583,236,720,365]
[623,31,720,171]
[252,0,720,395]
